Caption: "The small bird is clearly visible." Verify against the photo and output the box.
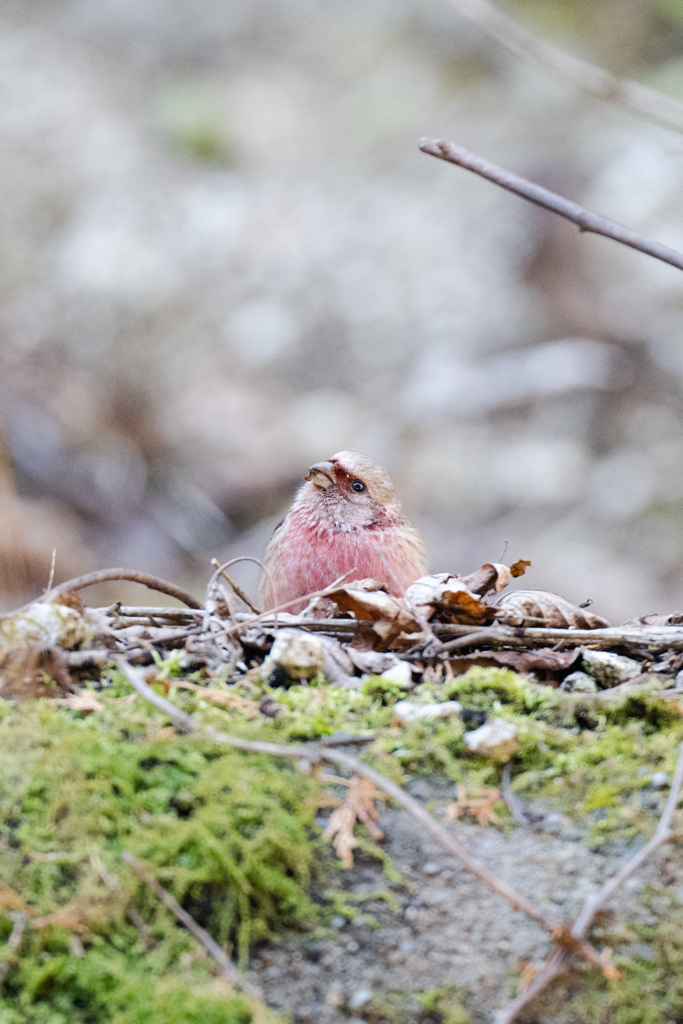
[258,451,428,612]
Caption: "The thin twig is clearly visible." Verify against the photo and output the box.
[0,912,27,985]
[419,138,683,273]
[22,569,203,611]
[102,606,202,621]
[46,549,56,592]
[434,621,683,652]
[572,740,683,939]
[435,625,506,654]
[121,851,259,999]
[501,762,529,828]
[493,948,567,1024]
[117,659,607,970]
[444,0,683,135]
[494,742,683,1023]
[212,569,357,639]
[210,559,260,614]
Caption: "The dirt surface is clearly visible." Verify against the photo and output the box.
[249,775,682,1023]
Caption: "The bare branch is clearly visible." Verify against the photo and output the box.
[572,740,683,939]
[209,558,261,615]
[501,762,529,828]
[493,948,567,1024]
[24,569,203,610]
[122,851,259,999]
[419,138,683,273]
[493,742,683,1022]
[445,0,683,135]
[213,568,357,639]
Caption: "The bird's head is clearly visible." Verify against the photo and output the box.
[300,451,397,527]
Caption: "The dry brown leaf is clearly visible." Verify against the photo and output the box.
[0,646,74,702]
[327,586,420,648]
[622,611,683,627]
[323,776,383,868]
[446,783,501,827]
[494,590,609,629]
[32,907,87,932]
[509,558,531,578]
[461,563,510,596]
[51,691,104,713]
[53,589,85,614]
[448,648,580,676]
[0,882,35,917]
[171,680,260,717]
[152,726,176,741]
[404,574,492,625]
[517,960,542,991]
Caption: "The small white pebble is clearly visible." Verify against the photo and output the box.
[348,988,373,1010]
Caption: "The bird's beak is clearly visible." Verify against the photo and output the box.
[305,461,336,490]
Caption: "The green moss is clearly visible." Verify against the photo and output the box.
[1,657,682,1022]
[0,695,320,1022]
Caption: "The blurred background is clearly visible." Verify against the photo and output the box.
[2,0,683,621]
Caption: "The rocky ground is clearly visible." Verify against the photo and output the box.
[251,777,682,1023]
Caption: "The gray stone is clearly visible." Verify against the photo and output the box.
[651,771,669,789]
[560,671,598,693]
[422,861,441,875]
[407,779,432,799]
[348,989,373,1010]
[582,649,642,688]
[463,718,519,759]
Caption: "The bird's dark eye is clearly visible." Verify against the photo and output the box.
[351,480,366,493]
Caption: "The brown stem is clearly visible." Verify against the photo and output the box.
[209,558,261,615]
[34,569,203,610]
[492,948,567,1024]
[493,741,683,1022]
[572,740,683,939]
[419,138,683,273]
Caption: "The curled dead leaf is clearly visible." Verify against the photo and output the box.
[327,586,419,648]
[0,882,35,916]
[448,648,580,676]
[322,776,383,868]
[494,590,609,629]
[461,563,511,597]
[622,611,683,627]
[509,558,531,578]
[404,574,492,625]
